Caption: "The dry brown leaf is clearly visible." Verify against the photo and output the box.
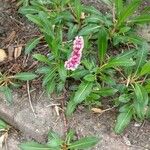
[14,46,22,59]
[4,31,16,43]
[0,132,8,149]
[80,12,85,19]
[8,45,14,60]
[0,49,7,62]
[91,108,104,113]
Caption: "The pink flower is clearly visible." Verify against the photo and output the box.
[65,36,84,71]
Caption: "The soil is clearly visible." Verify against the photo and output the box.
[0,1,150,150]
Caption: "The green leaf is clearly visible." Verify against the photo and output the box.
[47,131,62,148]
[14,72,37,81]
[83,6,102,16]
[118,0,141,26]
[20,142,52,150]
[79,25,101,36]
[134,84,148,104]
[46,80,56,95]
[83,74,95,82]
[115,106,133,134]
[69,136,99,149]
[66,82,93,116]
[0,119,7,130]
[129,15,150,24]
[25,37,41,54]
[0,86,13,103]
[134,43,149,75]
[42,68,56,86]
[94,87,117,97]
[115,0,123,16]
[119,94,130,103]
[98,28,108,65]
[33,54,51,65]
[58,62,67,82]
[72,82,93,104]
[66,100,77,117]
[140,61,150,76]
[26,14,43,27]
[19,6,40,15]
[103,50,135,69]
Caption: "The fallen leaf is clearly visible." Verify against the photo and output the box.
[4,31,16,43]
[8,45,14,60]
[14,46,22,59]
[0,132,8,149]
[80,12,85,19]
[91,108,103,113]
[0,49,7,62]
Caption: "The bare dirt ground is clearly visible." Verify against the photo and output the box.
[0,0,150,150]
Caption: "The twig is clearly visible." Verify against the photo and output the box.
[46,103,61,107]
[27,81,37,118]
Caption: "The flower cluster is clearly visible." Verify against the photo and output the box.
[64,36,84,71]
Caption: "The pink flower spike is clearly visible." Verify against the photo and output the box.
[64,36,84,71]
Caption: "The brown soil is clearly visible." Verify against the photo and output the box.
[0,1,150,150]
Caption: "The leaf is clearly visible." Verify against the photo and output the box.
[69,136,99,149]
[134,84,148,104]
[119,94,130,103]
[0,119,7,130]
[14,72,37,81]
[117,0,141,26]
[26,14,43,27]
[58,62,67,82]
[83,74,95,82]
[66,100,77,117]
[33,54,51,65]
[129,15,150,24]
[78,25,101,36]
[25,37,41,54]
[115,106,133,134]
[47,131,62,148]
[115,0,123,16]
[0,49,7,62]
[94,87,117,97]
[72,82,93,104]
[2,86,13,103]
[19,6,40,15]
[66,82,93,116]
[42,68,56,86]
[46,80,56,95]
[104,50,135,69]
[134,43,149,75]
[14,46,22,59]
[98,28,108,65]
[91,108,103,113]
[83,6,102,16]
[20,142,52,150]
[140,61,150,76]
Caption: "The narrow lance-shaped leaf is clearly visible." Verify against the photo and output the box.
[117,0,141,26]
[140,61,150,76]
[129,15,150,24]
[0,119,8,130]
[115,106,133,134]
[14,72,37,81]
[78,25,101,36]
[20,142,53,150]
[33,54,51,65]
[66,82,93,116]
[98,28,108,65]
[115,0,123,17]
[1,86,13,103]
[69,136,99,149]
[25,37,41,54]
